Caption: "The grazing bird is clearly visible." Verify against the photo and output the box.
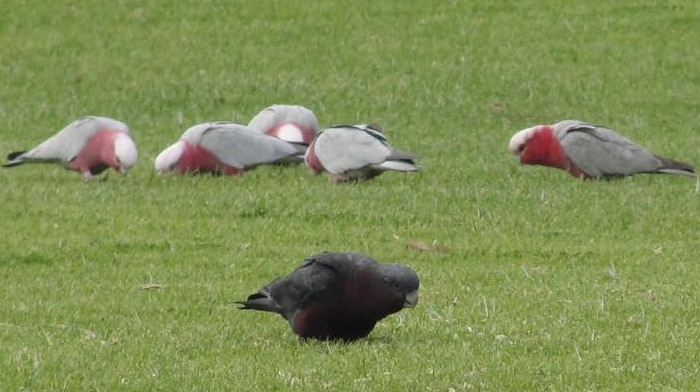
[509,120,696,180]
[2,116,138,179]
[304,124,420,182]
[236,252,420,342]
[154,122,305,175]
[248,104,320,150]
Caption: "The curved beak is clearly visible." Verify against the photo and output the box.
[404,290,419,308]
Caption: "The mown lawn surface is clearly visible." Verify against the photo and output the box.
[1,1,699,390]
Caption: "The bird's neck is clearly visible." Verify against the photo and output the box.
[522,127,574,173]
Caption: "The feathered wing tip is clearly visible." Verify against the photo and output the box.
[236,280,284,314]
[387,149,420,161]
[654,155,696,178]
[375,160,420,172]
[375,149,421,172]
[235,292,280,313]
[2,151,28,168]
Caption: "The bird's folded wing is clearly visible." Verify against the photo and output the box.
[316,128,391,173]
[561,126,661,177]
[199,125,299,167]
[23,117,106,162]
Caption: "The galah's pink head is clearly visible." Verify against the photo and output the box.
[509,125,554,164]
[114,133,138,174]
[265,122,317,146]
[509,125,573,172]
[155,141,186,174]
[304,139,324,175]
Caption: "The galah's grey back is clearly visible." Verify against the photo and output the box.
[554,120,695,178]
[248,105,319,135]
[188,122,303,168]
[7,116,129,165]
[315,125,419,174]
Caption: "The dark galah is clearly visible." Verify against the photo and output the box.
[154,122,305,175]
[2,116,138,179]
[304,124,420,183]
[248,104,320,149]
[236,252,420,342]
[509,120,696,180]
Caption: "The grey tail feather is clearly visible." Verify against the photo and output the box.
[290,143,308,154]
[7,151,26,160]
[235,292,284,314]
[387,149,420,162]
[2,151,27,168]
[654,155,696,177]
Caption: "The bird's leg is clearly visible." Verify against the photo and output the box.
[82,171,95,181]
[329,174,349,183]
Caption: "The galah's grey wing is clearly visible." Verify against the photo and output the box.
[199,124,300,168]
[315,127,392,174]
[179,122,230,144]
[558,123,663,177]
[248,107,278,133]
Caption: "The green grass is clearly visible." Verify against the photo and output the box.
[1,0,699,390]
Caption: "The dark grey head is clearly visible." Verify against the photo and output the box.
[379,263,420,307]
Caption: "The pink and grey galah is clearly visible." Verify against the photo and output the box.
[154,122,306,175]
[304,124,420,183]
[509,120,696,180]
[2,116,138,179]
[248,104,320,148]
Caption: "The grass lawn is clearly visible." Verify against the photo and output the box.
[1,0,699,390]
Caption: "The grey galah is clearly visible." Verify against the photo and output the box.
[2,116,138,179]
[248,104,320,147]
[304,124,420,183]
[236,251,420,342]
[154,122,305,175]
[508,120,696,180]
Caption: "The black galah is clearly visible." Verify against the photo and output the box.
[236,252,420,342]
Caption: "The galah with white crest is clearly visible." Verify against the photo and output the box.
[508,120,696,180]
[154,122,305,175]
[2,116,138,179]
[304,124,420,183]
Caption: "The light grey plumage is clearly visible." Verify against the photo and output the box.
[553,120,695,178]
[4,116,129,166]
[248,104,319,146]
[185,122,304,167]
[3,116,137,178]
[154,122,305,174]
[305,124,420,182]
